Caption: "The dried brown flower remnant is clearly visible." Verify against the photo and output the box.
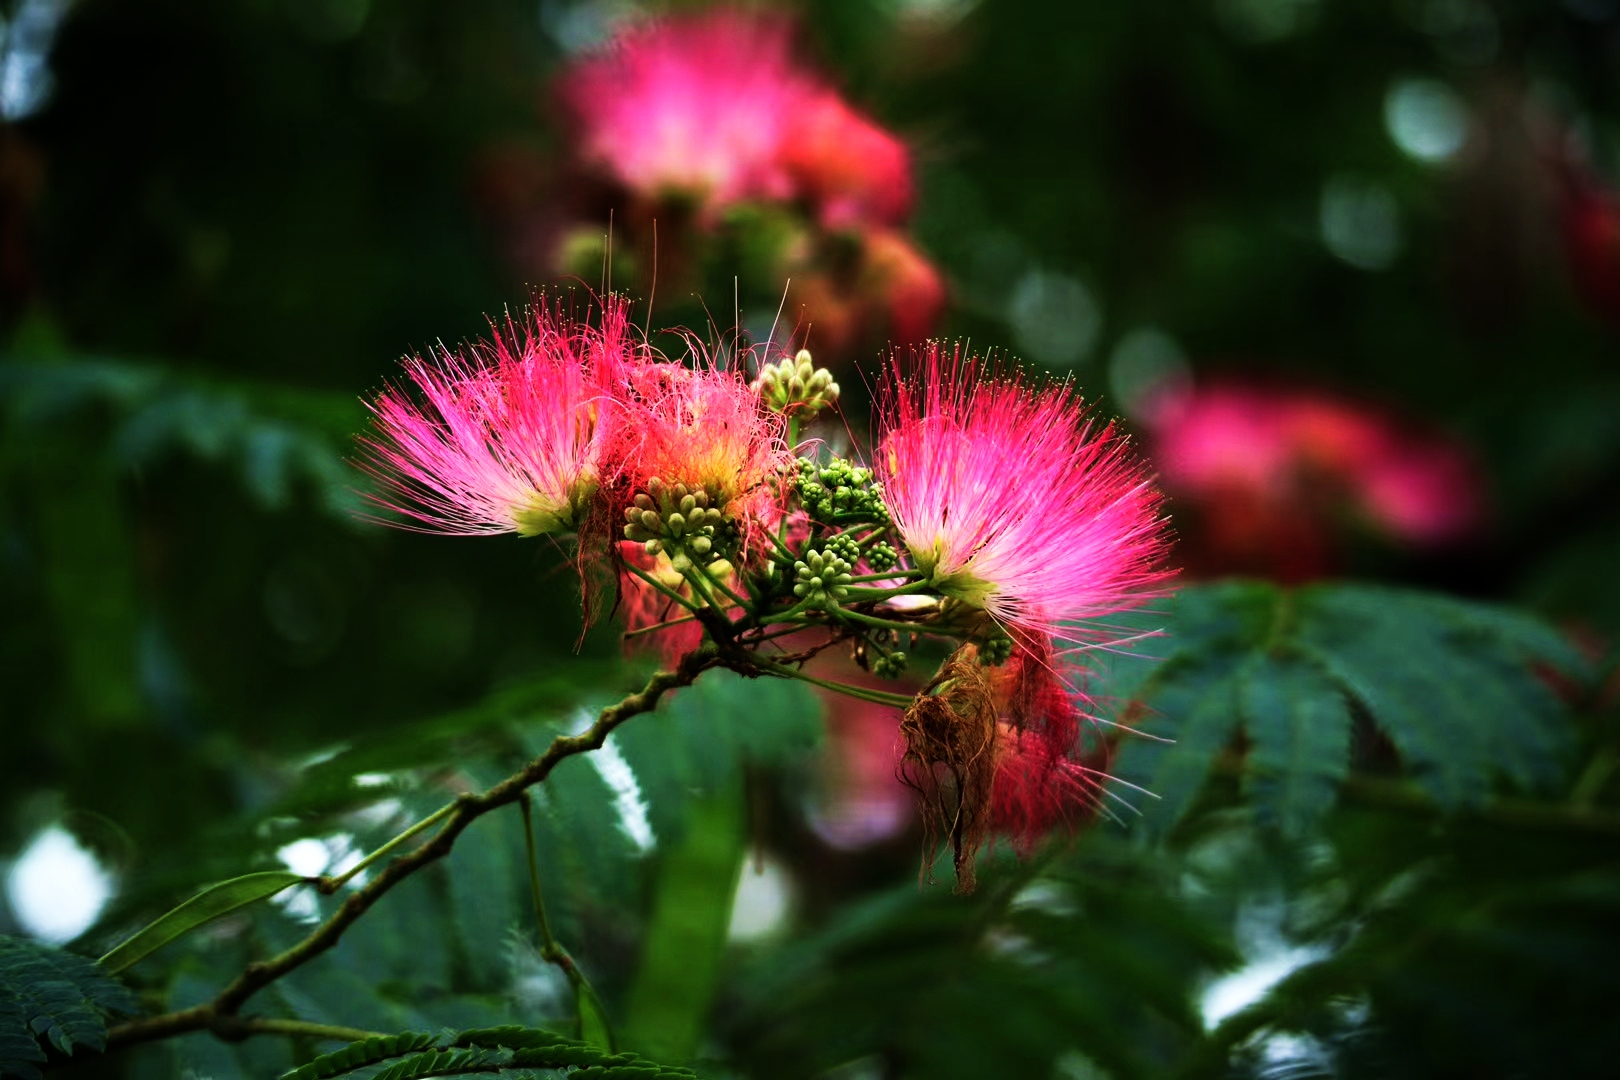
[898,644,999,894]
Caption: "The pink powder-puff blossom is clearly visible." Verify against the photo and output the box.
[611,352,790,538]
[1148,382,1481,560]
[875,346,1172,643]
[780,92,914,228]
[556,9,813,214]
[360,299,635,537]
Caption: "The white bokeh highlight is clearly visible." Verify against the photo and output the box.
[5,825,113,944]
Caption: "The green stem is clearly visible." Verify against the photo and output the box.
[325,801,459,891]
[622,614,701,640]
[517,794,560,956]
[518,795,616,1051]
[623,562,700,613]
[692,561,752,611]
[787,414,801,449]
[217,1017,383,1043]
[754,657,917,708]
[834,609,930,635]
[842,580,935,600]
[844,571,924,584]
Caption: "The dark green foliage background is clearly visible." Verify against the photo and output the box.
[2,1,1618,1077]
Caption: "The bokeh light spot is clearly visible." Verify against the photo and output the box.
[5,826,113,944]
[1385,78,1470,163]
[1320,177,1402,270]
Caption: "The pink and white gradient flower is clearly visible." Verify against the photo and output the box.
[556,9,813,214]
[360,299,636,537]
[875,346,1172,642]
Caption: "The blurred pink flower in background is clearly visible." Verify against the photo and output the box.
[1558,164,1620,325]
[557,9,811,216]
[556,6,915,231]
[781,92,914,229]
[545,5,946,354]
[861,230,947,343]
[1145,381,1482,579]
[805,684,914,851]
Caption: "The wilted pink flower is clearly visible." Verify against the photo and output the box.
[1149,382,1480,555]
[557,9,813,214]
[876,346,1171,642]
[781,92,913,228]
[360,299,634,536]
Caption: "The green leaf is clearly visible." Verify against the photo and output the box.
[281,1031,439,1080]
[0,936,136,1077]
[1294,585,1576,805]
[577,986,614,1052]
[1113,583,1581,834]
[1238,652,1351,832]
[728,838,1235,1080]
[280,1027,698,1079]
[99,870,309,974]
[622,789,747,1064]
[1116,650,1247,831]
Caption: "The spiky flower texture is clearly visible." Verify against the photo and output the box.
[876,346,1171,643]
[360,301,631,537]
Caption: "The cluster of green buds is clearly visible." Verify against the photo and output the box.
[793,548,854,606]
[976,632,1015,667]
[754,348,840,418]
[622,479,732,574]
[871,650,909,678]
[794,457,892,527]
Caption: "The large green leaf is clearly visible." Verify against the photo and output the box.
[99,870,308,974]
[1183,811,1620,1080]
[1113,583,1584,834]
[0,936,136,1078]
[622,789,747,1063]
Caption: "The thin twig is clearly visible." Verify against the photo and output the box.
[105,645,721,1053]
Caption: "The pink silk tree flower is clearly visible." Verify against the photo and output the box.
[359,300,633,537]
[611,355,790,541]
[556,9,814,214]
[875,346,1172,643]
[984,641,1112,848]
[1149,382,1480,554]
[780,92,914,229]
[861,229,947,344]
